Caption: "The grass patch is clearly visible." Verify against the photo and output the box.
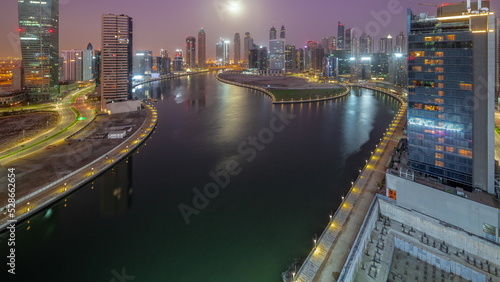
[269,87,347,101]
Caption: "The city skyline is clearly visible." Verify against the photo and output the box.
[3,0,499,58]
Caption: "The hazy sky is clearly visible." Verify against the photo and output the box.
[0,0,498,58]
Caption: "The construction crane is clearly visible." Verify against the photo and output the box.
[418,3,438,7]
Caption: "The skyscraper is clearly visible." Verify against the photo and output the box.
[280,25,286,39]
[185,36,196,69]
[337,22,345,50]
[359,33,374,54]
[269,26,277,40]
[83,43,94,81]
[407,1,495,192]
[18,0,59,100]
[395,31,407,54]
[243,32,253,64]
[269,38,286,72]
[234,33,241,64]
[345,28,353,51]
[100,14,133,103]
[133,51,153,76]
[216,39,230,66]
[198,28,206,68]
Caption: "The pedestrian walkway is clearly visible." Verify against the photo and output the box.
[293,88,407,282]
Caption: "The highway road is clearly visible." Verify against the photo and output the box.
[0,86,95,165]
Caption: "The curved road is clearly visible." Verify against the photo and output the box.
[0,86,95,165]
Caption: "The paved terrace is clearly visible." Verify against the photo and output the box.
[292,88,407,282]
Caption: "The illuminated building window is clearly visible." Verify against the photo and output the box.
[446,35,456,41]
[410,51,425,57]
[435,67,444,72]
[438,91,444,96]
[438,137,444,143]
[424,129,435,134]
[435,160,444,167]
[459,149,473,158]
[435,153,444,159]
[438,83,444,88]
[435,52,444,57]
[424,59,444,65]
[438,106,444,111]
[460,83,472,90]
[424,104,439,111]
[438,114,444,119]
[424,37,433,42]
[413,103,423,109]
[438,75,444,80]
[436,145,444,151]
[412,66,422,71]
[446,146,455,153]
[435,98,444,104]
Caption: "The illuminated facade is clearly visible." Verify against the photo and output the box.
[100,14,133,102]
[407,1,496,192]
[18,0,59,100]
[269,39,285,72]
[243,32,253,64]
[198,29,206,68]
[61,49,83,82]
[133,50,152,76]
[173,50,183,72]
[337,22,345,50]
[216,39,229,66]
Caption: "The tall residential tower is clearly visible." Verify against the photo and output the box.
[198,28,206,68]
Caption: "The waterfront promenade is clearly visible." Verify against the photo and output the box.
[293,87,407,282]
[216,72,350,104]
[0,102,157,231]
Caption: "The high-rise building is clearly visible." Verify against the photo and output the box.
[173,50,183,72]
[337,22,345,50]
[370,53,390,79]
[311,47,325,72]
[83,43,94,81]
[18,0,59,100]
[323,55,339,78]
[159,49,171,75]
[243,32,253,64]
[269,39,286,72]
[248,48,258,69]
[61,50,83,82]
[269,26,277,40]
[185,36,196,69]
[345,28,353,51]
[133,51,153,76]
[379,35,393,53]
[234,33,241,64]
[216,39,230,66]
[351,37,360,58]
[407,1,495,192]
[100,14,133,102]
[359,33,374,54]
[280,25,286,39]
[198,28,206,68]
[395,31,407,53]
[285,45,297,73]
[257,46,268,71]
[304,40,318,70]
[389,53,407,87]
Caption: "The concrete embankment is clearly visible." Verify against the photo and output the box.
[0,102,158,231]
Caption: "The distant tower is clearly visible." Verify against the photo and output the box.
[337,22,345,50]
[18,0,59,98]
[100,14,133,103]
[185,36,196,69]
[173,50,183,72]
[395,31,407,53]
[280,25,286,39]
[216,39,230,66]
[234,33,241,64]
[345,28,353,50]
[243,32,253,64]
[269,26,277,40]
[198,28,206,68]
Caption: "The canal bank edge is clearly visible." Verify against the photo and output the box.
[0,102,158,232]
[291,86,407,282]
[216,72,351,104]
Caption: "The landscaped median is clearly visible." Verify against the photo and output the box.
[216,72,350,104]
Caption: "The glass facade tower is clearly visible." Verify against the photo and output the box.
[18,0,59,100]
[407,1,496,192]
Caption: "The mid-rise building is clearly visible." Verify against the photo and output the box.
[173,49,183,72]
[243,32,253,64]
[379,35,393,53]
[185,36,196,69]
[407,1,495,192]
[133,51,153,76]
[285,45,298,73]
[198,29,206,68]
[18,0,59,100]
[61,50,83,82]
[359,33,374,54]
[100,14,133,102]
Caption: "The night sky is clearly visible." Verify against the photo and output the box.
[0,0,498,58]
